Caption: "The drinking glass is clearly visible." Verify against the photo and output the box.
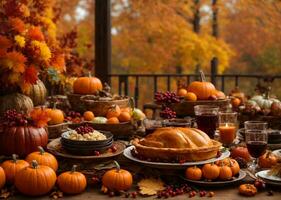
[245,129,268,172]
[244,121,268,131]
[194,105,219,139]
[218,112,237,146]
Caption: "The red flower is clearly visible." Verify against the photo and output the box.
[24,65,38,84]
[8,17,25,33]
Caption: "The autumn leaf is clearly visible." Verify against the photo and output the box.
[137,178,165,196]
[30,108,50,128]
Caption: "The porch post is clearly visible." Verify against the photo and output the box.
[95,0,111,84]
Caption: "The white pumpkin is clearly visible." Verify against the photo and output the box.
[251,95,273,109]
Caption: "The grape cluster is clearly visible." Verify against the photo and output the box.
[160,107,176,119]
[2,109,28,126]
[154,92,180,104]
[75,125,94,135]
[66,111,82,123]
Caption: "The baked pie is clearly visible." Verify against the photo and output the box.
[132,127,221,162]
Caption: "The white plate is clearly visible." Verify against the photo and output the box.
[272,149,281,158]
[256,170,281,182]
[123,146,230,169]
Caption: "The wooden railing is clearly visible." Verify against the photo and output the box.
[109,74,281,107]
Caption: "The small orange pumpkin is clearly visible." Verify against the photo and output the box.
[185,92,197,101]
[83,111,95,121]
[239,184,257,196]
[107,117,119,124]
[219,165,233,180]
[187,71,216,100]
[118,112,131,122]
[106,105,121,118]
[73,74,103,95]
[57,165,87,194]
[0,166,5,189]
[102,161,133,191]
[15,160,56,196]
[202,163,220,180]
[25,146,58,171]
[229,159,240,176]
[231,97,241,107]
[258,151,278,168]
[1,154,29,184]
[185,166,202,181]
[47,105,64,125]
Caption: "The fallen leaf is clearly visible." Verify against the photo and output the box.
[138,178,165,196]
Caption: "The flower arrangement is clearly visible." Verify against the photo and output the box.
[0,0,65,94]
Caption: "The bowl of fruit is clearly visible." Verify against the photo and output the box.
[61,125,113,155]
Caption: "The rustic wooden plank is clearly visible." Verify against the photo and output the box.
[95,0,111,84]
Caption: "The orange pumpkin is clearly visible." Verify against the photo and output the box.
[83,111,95,121]
[185,92,197,101]
[187,71,216,100]
[239,184,257,196]
[25,146,58,171]
[202,163,220,180]
[73,74,102,95]
[47,105,64,125]
[57,165,87,194]
[213,90,226,99]
[229,159,240,176]
[231,97,241,107]
[15,160,56,196]
[102,161,133,191]
[219,165,233,180]
[258,151,278,168]
[178,88,188,97]
[185,166,202,181]
[118,112,131,122]
[106,105,121,118]
[0,166,5,189]
[1,154,29,184]
[231,146,251,162]
[107,117,119,124]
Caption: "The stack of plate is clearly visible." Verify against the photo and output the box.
[256,170,281,186]
[61,130,113,155]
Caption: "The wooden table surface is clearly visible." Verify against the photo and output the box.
[9,157,281,200]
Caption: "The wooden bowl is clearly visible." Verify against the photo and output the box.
[47,122,69,139]
[67,93,85,112]
[172,99,230,117]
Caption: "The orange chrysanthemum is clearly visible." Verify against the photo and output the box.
[1,51,27,73]
[8,17,25,33]
[51,53,66,72]
[30,107,50,127]
[0,35,12,50]
[23,65,38,84]
[28,27,45,41]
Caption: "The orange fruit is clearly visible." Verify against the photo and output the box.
[107,117,119,124]
[118,112,131,122]
[185,92,197,101]
[83,111,95,121]
[177,88,188,97]
[106,105,121,118]
[231,98,241,107]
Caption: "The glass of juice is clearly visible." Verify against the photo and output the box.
[218,112,237,146]
[194,105,219,139]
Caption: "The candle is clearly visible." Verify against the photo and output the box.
[219,123,236,146]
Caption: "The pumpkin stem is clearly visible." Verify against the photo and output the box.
[88,71,92,77]
[31,160,39,169]
[199,70,206,82]
[129,97,135,111]
[71,165,77,173]
[113,160,120,172]
[12,154,18,163]
[265,87,271,99]
[38,146,45,155]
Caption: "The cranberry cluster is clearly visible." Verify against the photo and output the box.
[2,109,28,126]
[75,125,94,135]
[154,92,180,104]
[157,184,192,198]
[160,107,176,119]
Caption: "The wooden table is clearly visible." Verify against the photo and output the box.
[9,158,281,200]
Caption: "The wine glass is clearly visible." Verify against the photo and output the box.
[244,121,268,131]
[245,129,268,172]
[218,112,237,147]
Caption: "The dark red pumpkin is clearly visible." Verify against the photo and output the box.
[0,126,48,157]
